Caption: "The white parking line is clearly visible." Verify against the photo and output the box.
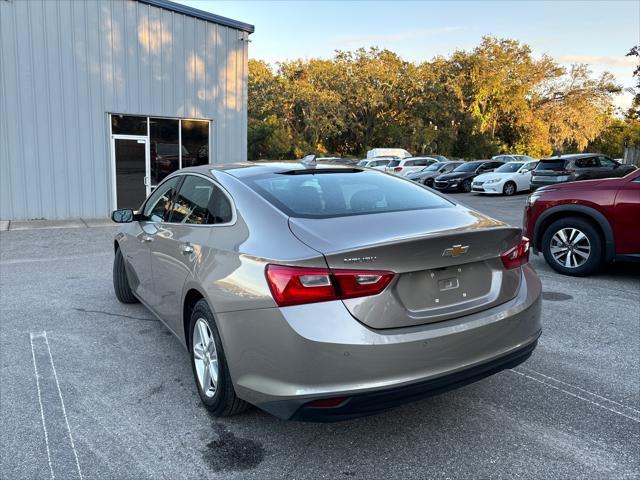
[30,332,83,480]
[30,332,55,480]
[1,252,110,266]
[519,366,640,415]
[509,369,640,423]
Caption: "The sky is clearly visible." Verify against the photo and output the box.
[178,0,639,110]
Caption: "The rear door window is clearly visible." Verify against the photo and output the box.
[575,157,598,168]
[242,170,452,218]
[387,160,400,167]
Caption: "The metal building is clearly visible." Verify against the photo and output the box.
[0,0,253,220]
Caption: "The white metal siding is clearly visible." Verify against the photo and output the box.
[0,0,249,220]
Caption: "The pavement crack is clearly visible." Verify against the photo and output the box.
[72,308,157,322]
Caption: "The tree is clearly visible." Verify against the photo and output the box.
[246,37,622,160]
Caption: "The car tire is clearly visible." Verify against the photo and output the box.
[189,299,250,417]
[423,178,433,187]
[113,247,139,304]
[461,179,472,192]
[503,181,516,196]
[541,217,603,276]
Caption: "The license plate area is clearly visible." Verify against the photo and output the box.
[396,262,494,312]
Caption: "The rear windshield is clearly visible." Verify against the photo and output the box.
[495,163,524,173]
[424,162,444,171]
[387,160,400,167]
[241,170,452,218]
[536,160,567,171]
[453,161,483,172]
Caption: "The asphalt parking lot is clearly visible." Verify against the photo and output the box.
[1,192,638,480]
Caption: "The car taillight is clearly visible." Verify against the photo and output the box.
[501,237,530,270]
[265,264,394,307]
[394,167,403,172]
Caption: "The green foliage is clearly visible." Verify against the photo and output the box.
[248,37,622,160]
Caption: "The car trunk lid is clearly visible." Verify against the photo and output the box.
[288,206,523,329]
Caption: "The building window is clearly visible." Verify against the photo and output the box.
[150,118,180,184]
[111,115,148,135]
[182,120,209,167]
[110,114,211,209]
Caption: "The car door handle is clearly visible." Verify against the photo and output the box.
[142,235,154,243]
[180,243,194,255]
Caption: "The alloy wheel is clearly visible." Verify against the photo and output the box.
[192,318,219,398]
[549,228,591,269]
[504,182,515,196]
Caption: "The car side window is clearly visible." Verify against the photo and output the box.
[143,176,181,222]
[575,157,597,168]
[169,175,233,225]
[598,156,616,168]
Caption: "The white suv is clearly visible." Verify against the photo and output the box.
[386,157,438,176]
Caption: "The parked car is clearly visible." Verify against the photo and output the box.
[357,157,395,170]
[386,156,438,176]
[492,154,536,163]
[472,161,538,196]
[111,162,541,421]
[530,153,636,190]
[434,160,504,192]
[524,169,640,276]
[406,161,463,187]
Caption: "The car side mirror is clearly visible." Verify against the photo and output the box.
[111,209,134,223]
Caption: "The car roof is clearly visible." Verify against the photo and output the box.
[190,161,363,179]
[541,153,600,160]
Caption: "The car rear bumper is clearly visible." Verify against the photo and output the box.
[292,338,538,421]
[530,176,571,190]
[215,265,542,421]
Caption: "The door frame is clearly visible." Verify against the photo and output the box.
[110,134,150,211]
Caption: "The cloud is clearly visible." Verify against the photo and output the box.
[335,26,463,47]
[556,55,638,68]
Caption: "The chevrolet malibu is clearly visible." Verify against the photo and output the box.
[111,162,542,421]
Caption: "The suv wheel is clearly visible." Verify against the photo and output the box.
[503,181,516,196]
[542,217,603,276]
[189,299,249,416]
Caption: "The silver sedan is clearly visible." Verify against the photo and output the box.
[111,162,542,421]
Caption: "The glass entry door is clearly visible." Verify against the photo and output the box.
[111,135,150,209]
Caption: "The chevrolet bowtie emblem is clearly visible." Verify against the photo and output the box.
[442,244,469,257]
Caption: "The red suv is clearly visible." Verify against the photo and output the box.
[524,168,640,276]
